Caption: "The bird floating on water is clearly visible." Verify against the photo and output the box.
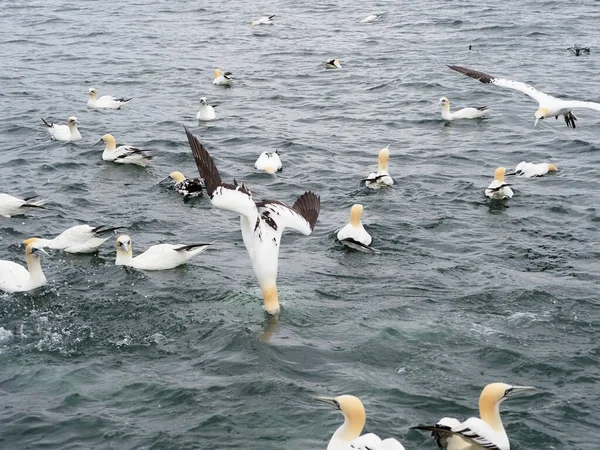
[568,45,590,56]
[326,59,343,69]
[315,395,406,450]
[115,235,212,270]
[485,167,513,200]
[41,116,82,141]
[448,65,600,128]
[412,382,536,450]
[197,97,216,121]
[254,151,282,174]
[168,171,204,198]
[98,134,153,167]
[213,69,233,86]
[513,161,558,178]
[0,238,48,293]
[438,97,488,121]
[365,146,393,189]
[361,14,382,23]
[29,224,120,254]
[0,194,45,218]
[337,204,376,253]
[184,126,320,316]
[87,88,132,109]
[252,15,275,26]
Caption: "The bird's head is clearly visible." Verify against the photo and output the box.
[479,382,536,417]
[547,164,558,172]
[116,235,132,255]
[378,145,390,170]
[534,108,549,127]
[67,116,79,125]
[314,395,366,440]
[214,69,222,78]
[438,96,450,107]
[23,238,48,258]
[98,133,116,150]
[169,171,185,183]
[199,97,208,106]
[88,87,97,97]
[350,204,364,227]
[494,167,507,183]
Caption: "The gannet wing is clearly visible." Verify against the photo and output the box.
[255,191,320,237]
[414,418,504,450]
[447,65,552,104]
[560,100,600,112]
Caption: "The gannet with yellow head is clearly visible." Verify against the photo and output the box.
[485,167,513,199]
[438,97,488,121]
[185,126,320,316]
[196,97,216,121]
[252,14,275,26]
[514,161,558,178]
[412,382,536,450]
[0,238,48,293]
[29,225,120,254]
[254,150,282,174]
[448,65,600,128]
[0,194,45,218]
[41,116,82,141]
[98,134,153,167]
[168,171,204,198]
[365,146,394,189]
[315,395,406,450]
[87,87,132,109]
[337,204,376,252]
[213,69,233,86]
[326,59,343,69]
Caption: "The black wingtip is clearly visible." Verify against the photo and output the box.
[184,126,223,196]
[41,117,52,127]
[292,191,321,231]
[174,243,213,252]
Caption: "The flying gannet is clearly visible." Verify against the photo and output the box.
[438,97,488,121]
[0,194,45,218]
[169,171,204,198]
[197,97,216,121]
[184,126,320,315]
[0,238,48,293]
[252,15,275,26]
[365,146,393,189]
[448,65,600,128]
[485,167,513,200]
[213,69,233,86]
[412,382,536,450]
[87,88,132,109]
[30,224,120,253]
[326,59,343,69]
[513,162,558,178]
[336,204,375,253]
[115,235,212,270]
[315,395,406,450]
[98,134,153,166]
[41,116,82,141]
[254,151,282,174]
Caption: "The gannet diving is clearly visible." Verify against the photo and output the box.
[412,382,536,450]
[0,238,48,293]
[485,167,513,200]
[448,65,600,128]
[365,146,393,189]
[184,126,320,315]
[0,194,45,218]
[87,88,132,109]
[513,162,558,178]
[438,97,488,121]
[29,224,120,253]
[41,116,82,141]
[336,204,375,253]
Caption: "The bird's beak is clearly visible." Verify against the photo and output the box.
[534,118,540,128]
[437,101,443,106]
[506,386,536,398]
[121,243,129,253]
[159,176,171,184]
[94,139,103,147]
[34,247,49,256]
[505,172,517,176]
[314,397,337,408]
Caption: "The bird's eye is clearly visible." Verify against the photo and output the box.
[333,400,340,409]
[504,388,513,397]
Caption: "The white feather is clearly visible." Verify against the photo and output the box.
[0,194,45,218]
[485,180,513,199]
[103,145,152,167]
[254,151,282,174]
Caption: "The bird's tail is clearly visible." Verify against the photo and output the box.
[41,117,53,127]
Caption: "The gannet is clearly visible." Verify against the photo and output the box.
[365,146,393,189]
[87,88,132,109]
[438,97,488,121]
[98,134,153,167]
[196,97,216,121]
[336,204,375,253]
[485,167,513,200]
[184,126,320,316]
[326,59,343,69]
[169,171,204,198]
[30,224,120,253]
[0,238,48,293]
[568,45,590,56]
[315,395,406,450]
[252,15,275,26]
[514,162,558,178]
[254,151,282,174]
[115,235,211,270]
[361,14,382,23]
[412,383,536,450]
[41,116,82,141]
[448,65,600,128]
[0,194,45,218]
[213,69,233,86]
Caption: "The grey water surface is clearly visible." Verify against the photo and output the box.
[1,0,599,448]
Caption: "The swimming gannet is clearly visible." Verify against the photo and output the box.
[98,134,153,166]
[254,151,282,174]
[568,45,590,56]
[213,69,233,86]
[169,171,204,198]
[252,15,275,26]
[485,167,513,200]
[365,146,393,189]
[0,238,48,293]
[115,235,212,270]
[337,204,375,253]
[41,116,82,141]
[0,194,45,218]
[196,97,216,121]
[30,224,120,253]
[87,88,132,109]
[513,162,558,178]
[448,65,600,128]
[438,97,488,121]
[361,14,382,23]
[184,126,320,315]
[412,383,536,450]
[315,395,406,450]
[326,59,343,69]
